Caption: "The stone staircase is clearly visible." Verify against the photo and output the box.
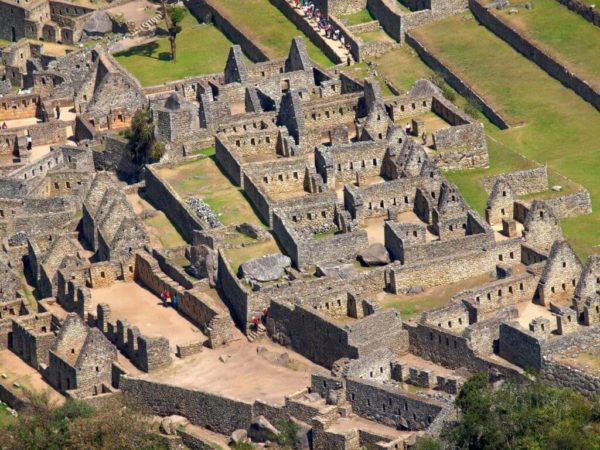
[247,323,266,342]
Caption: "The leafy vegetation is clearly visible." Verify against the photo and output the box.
[420,374,600,450]
[268,419,302,449]
[159,3,187,63]
[0,391,166,450]
[125,108,165,164]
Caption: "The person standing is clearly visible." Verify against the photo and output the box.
[25,134,32,151]
[55,105,61,120]
[1,122,7,130]
[160,291,166,307]
[172,294,178,309]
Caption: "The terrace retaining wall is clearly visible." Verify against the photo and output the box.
[405,32,510,129]
[470,0,600,114]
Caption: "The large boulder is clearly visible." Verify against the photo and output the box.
[186,244,217,284]
[248,415,280,442]
[315,261,357,279]
[239,253,291,282]
[358,243,390,266]
[83,11,113,36]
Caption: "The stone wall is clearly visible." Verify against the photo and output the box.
[470,0,600,114]
[498,322,543,371]
[388,238,522,292]
[481,166,547,195]
[144,165,203,242]
[120,376,254,435]
[405,33,510,129]
[556,0,600,28]
[542,190,592,219]
[541,358,600,398]
[345,378,444,430]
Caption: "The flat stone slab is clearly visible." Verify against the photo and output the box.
[239,253,291,282]
[358,243,390,266]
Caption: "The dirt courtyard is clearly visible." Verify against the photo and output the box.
[0,350,63,405]
[144,336,326,405]
[90,282,205,348]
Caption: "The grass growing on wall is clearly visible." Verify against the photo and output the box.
[114,14,234,86]
[209,0,335,67]
[411,11,600,258]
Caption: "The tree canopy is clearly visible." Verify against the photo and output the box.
[413,374,600,450]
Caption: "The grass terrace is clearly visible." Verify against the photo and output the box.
[491,0,600,91]
[114,14,234,86]
[409,11,600,258]
[206,0,335,67]
[156,150,264,227]
[223,237,282,273]
[377,272,495,320]
[341,9,375,25]
[356,29,395,44]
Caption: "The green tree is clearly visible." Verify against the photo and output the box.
[444,374,600,450]
[160,2,187,63]
[127,108,165,164]
[0,392,166,450]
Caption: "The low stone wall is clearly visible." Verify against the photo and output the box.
[269,0,342,64]
[556,0,600,28]
[368,0,403,41]
[405,32,510,129]
[470,0,600,114]
[541,358,600,397]
[481,165,548,195]
[145,164,204,242]
[543,190,592,219]
[120,376,254,435]
[188,0,269,62]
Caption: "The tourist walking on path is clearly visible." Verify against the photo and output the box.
[160,291,167,307]
[25,134,32,150]
[172,294,178,309]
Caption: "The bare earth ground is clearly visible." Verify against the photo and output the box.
[90,282,205,348]
[0,350,63,405]
[516,302,557,329]
[106,0,158,28]
[327,414,414,440]
[143,335,326,405]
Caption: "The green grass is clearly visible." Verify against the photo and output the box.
[396,0,413,13]
[0,402,14,428]
[157,153,264,227]
[223,238,282,273]
[372,46,434,92]
[341,9,375,25]
[209,0,334,67]
[384,295,448,320]
[413,11,600,258]
[356,29,394,44]
[114,14,234,86]
[495,0,600,90]
[144,212,187,247]
[314,230,337,240]
[192,147,216,157]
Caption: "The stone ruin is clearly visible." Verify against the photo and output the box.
[0,5,598,446]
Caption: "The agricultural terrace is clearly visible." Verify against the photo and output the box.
[488,0,600,91]
[406,11,600,258]
[114,13,235,86]
[204,0,335,67]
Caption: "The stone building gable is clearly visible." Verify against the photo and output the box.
[224,45,248,84]
[97,195,136,245]
[537,240,583,306]
[83,172,113,215]
[437,183,467,217]
[486,179,515,225]
[0,256,20,301]
[523,201,562,253]
[41,235,81,272]
[73,327,116,372]
[51,313,89,363]
[108,216,147,258]
[285,37,313,73]
[574,255,600,306]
